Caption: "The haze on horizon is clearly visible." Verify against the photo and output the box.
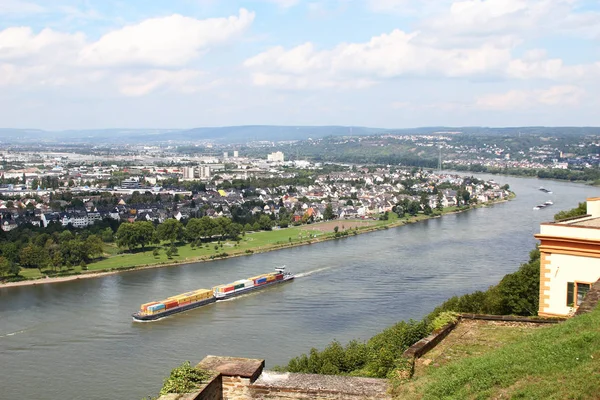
[1,0,599,130]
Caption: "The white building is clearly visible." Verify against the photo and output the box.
[183,166,195,180]
[267,151,284,162]
[536,197,600,317]
[182,165,211,180]
[233,151,239,158]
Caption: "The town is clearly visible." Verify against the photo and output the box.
[0,148,510,234]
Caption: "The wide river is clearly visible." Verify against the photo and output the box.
[1,174,599,399]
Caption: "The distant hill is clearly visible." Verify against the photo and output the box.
[0,126,599,145]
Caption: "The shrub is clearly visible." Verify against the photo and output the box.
[429,311,460,332]
[159,361,212,396]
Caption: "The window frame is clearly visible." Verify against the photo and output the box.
[566,281,592,307]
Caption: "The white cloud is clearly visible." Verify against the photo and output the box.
[0,9,254,95]
[0,0,44,14]
[118,69,204,96]
[79,8,254,67]
[476,85,585,110]
[0,27,85,62]
[244,29,514,89]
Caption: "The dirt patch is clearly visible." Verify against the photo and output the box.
[300,220,376,233]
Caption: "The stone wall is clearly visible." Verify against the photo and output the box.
[156,356,390,400]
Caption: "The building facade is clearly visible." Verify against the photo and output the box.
[535,198,600,317]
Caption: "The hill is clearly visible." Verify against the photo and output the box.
[2,126,600,145]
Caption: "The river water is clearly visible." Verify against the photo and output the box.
[1,174,599,399]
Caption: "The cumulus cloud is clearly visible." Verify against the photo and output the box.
[244,29,513,89]
[245,0,600,90]
[79,9,254,68]
[476,85,585,110]
[0,8,254,95]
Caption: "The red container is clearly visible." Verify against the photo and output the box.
[223,286,234,293]
[179,300,191,306]
[275,274,284,280]
[164,300,179,310]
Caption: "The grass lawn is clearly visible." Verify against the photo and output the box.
[412,320,545,379]
[396,307,600,399]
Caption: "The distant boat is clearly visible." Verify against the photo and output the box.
[539,187,553,194]
[544,200,553,206]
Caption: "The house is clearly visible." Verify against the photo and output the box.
[535,197,600,317]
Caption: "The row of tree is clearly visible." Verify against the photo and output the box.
[115,217,249,250]
[0,232,104,277]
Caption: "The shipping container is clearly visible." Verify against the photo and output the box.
[275,274,284,280]
[223,286,234,293]
[148,304,165,312]
[179,300,191,306]
[266,276,276,282]
[234,283,245,290]
[141,301,160,311]
[165,300,179,310]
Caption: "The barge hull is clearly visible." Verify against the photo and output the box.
[216,276,294,300]
[132,297,217,321]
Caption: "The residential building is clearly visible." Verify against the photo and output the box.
[267,151,284,162]
[535,197,600,317]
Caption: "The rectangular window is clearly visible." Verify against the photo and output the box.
[567,282,591,307]
[567,282,574,307]
[577,283,591,306]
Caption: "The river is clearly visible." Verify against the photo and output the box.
[1,174,598,399]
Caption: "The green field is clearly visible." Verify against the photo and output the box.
[397,306,600,399]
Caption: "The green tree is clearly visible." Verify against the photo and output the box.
[436,192,444,211]
[258,214,273,231]
[0,256,10,277]
[19,244,48,272]
[157,219,184,244]
[323,203,335,220]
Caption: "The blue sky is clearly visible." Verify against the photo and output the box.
[1,0,599,130]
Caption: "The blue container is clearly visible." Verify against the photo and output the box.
[149,304,165,311]
[257,278,267,284]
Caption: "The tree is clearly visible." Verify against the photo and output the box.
[258,214,273,231]
[0,256,10,277]
[156,219,184,244]
[19,245,48,272]
[116,221,155,250]
[323,204,335,221]
[436,192,444,212]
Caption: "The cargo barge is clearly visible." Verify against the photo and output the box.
[132,267,294,322]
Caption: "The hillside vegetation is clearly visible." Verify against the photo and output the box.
[396,304,600,399]
[277,247,541,378]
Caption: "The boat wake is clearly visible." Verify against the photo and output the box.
[0,329,28,338]
[296,266,334,278]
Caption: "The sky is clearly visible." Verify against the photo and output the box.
[1,0,600,130]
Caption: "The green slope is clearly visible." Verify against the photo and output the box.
[398,306,600,399]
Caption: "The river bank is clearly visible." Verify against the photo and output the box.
[0,198,511,289]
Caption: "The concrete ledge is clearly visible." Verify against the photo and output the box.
[403,321,458,359]
[252,371,390,399]
[198,356,264,383]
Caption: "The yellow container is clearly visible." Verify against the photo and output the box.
[266,276,276,282]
